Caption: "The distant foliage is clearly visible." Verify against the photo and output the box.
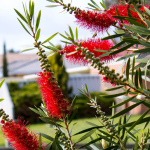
[8,82,42,123]
[3,43,8,77]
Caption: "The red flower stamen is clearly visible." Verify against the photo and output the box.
[1,119,45,150]
[62,39,115,64]
[37,72,70,119]
[75,4,149,32]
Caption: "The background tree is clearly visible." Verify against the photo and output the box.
[3,42,8,77]
[48,45,72,96]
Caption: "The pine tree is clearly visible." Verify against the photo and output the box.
[3,43,8,77]
[48,45,72,96]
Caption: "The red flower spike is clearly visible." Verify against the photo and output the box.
[37,72,71,119]
[102,76,116,87]
[75,4,149,32]
[75,10,116,32]
[62,39,115,64]
[1,119,45,150]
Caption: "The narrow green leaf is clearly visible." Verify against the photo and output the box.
[134,47,150,53]
[41,133,54,141]
[126,58,130,81]
[20,48,35,53]
[134,137,139,150]
[35,10,41,32]
[110,100,143,119]
[75,27,78,41]
[132,56,135,81]
[14,9,27,24]
[68,108,78,124]
[29,107,42,116]
[69,26,74,41]
[0,79,5,88]
[46,5,60,7]
[17,18,31,35]
[135,69,139,88]
[102,34,125,40]
[42,32,58,44]
[30,1,34,20]
[88,3,97,8]
[90,0,100,8]
[75,129,96,144]
[98,134,118,145]
[73,126,103,136]
[144,7,150,16]
[110,43,133,55]
[100,92,126,98]
[138,68,143,90]
[0,99,4,102]
[55,139,63,150]
[36,28,41,41]
[139,40,150,47]
[60,40,72,44]
[128,108,150,132]
[105,86,123,91]
[39,133,41,149]
[118,117,122,135]
[110,95,137,108]
[122,37,140,44]
[79,138,102,149]
[110,41,125,50]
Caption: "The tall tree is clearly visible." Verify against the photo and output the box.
[48,45,72,96]
[3,43,8,77]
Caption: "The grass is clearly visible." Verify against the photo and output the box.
[0,115,148,146]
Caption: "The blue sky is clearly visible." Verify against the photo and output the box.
[0,0,111,54]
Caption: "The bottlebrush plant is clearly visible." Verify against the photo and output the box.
[1,0,150,149]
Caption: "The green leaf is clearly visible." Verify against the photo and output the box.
[134,137,139,150]
[0,99,4,102]
[35,10,41,32]
[139,40,150,47]
[55,139,63,150]
[100,92,126,98]
[88,3,97,8]
[105,86,123,91]
[110,100,143,119]
[20,48,35,53]
[132,56,135,81]
[39,117,63,127]
[36,28,41,41]
[42,32,58,44]
[29,107,43,116]
[46,5,60,7]
[41,133,54,141]
[110,43,133,55]
[144,6,150,16]
[0,79,5,88]
[79,138,102,149]
[30,1,34,20]
[98,134,118,145]
[59,33,69,40]
[128,108,150,132]
[68,108,78,124]
[39,133,41,149]
[134,47,150,53]
[75,129,96,144]
[14,9,27,24]
[110,41,125,50]
[102,33,125,40]
[135,69,139,88]
[126,58,130,81]
[110,95,137,108]
[75,27,78,41]
[122,37,140,44]
[69,26,74,41]
[17,18,31,35]
[60,40,72,44]
[90,0,100,8]
[138,68,143,90]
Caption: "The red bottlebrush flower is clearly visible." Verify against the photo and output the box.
[62,39,115,64]
[102,76,116,87]
[75,10,116,32]
[75,4,149,32]
[37,72,70,119]
[1,119,45,150]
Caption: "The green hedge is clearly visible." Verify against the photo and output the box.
[74,91,115,118]
[8,82,42,123]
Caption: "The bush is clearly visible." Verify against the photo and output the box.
[8,82,42,123]
[74,91,115,118]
